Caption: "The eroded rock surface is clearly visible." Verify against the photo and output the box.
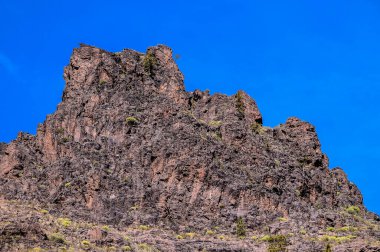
[0,44,379,251]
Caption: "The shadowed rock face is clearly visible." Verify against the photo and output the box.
[0,44,379,251]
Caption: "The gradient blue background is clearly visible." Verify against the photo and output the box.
[0,0,379,214]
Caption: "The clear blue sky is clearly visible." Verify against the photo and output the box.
[0,0,379,214]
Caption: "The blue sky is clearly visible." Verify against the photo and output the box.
[0,0,379,214]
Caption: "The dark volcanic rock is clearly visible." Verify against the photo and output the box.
[0,44,379,251]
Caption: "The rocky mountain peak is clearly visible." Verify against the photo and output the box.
[63,44,185,103]
[0,44,379,251]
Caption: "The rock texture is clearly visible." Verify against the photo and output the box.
[0,44,379,251]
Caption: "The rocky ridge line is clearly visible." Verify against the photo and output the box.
[0,44,379,251]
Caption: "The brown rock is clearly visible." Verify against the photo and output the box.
[0,44,378,251]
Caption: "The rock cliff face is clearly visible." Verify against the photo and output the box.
[0,44,379,251]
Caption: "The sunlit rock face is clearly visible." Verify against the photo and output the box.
[0,44,378,252]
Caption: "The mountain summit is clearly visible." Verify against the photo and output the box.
[0,44,379,251]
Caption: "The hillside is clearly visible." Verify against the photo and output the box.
[0,44,379,251]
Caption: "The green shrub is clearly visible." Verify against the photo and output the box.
[57,246,69,252]
[49,233,66,244]
[337,226,350,232]
[235,91,245,118]
[126,116,139,125]
[325,243,333,252]
[39,209,49,214]
[251,122,265,134]
[346,206,360,215]
[260,235,271,242]
[184,232,196,239]
[211,132,222,141]
[138,225,150,231]
[265,235,288,252]
[205,230,215,235]
[336,226,358,232]
[274,159,281,167]
[143,52,156,76]
[130,205,139,211]
[208,120,222,127]
[102,225,110,231]
[319,235,356,243]
[218,235,226,240]
[121,246,132,251]
[60,137,69,143]
[236,217,246,237]
[57,218,71,228]
[123,236,131,242]
[81,240,91,248]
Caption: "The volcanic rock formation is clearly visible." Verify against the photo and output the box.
[0,44,379,251]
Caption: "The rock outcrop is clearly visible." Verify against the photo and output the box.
[0,44,379,251]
